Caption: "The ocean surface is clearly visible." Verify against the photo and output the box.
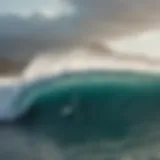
[1,54,160,160]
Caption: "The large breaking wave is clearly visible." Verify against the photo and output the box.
[1,52,160,159]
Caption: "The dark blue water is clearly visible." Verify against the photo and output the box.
[4,71,160,160]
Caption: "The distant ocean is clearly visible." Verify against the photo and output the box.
[1,53,160,160]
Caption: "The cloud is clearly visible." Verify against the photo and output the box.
[0,0,75,17]
[1,0,160,60]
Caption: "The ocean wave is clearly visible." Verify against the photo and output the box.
[4,70,160,160]
[1,52,160,159]
[1,70,159,120]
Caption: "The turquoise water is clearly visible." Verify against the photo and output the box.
[16,71,160,139]
[9,71,160,159]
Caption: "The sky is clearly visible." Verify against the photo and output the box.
[1,0,160,60]
[108,30,160,58]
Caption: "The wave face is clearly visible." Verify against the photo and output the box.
[4,70,160,160]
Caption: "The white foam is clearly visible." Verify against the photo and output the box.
[23,49,160,80]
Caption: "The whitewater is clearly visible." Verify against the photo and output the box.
[1,49,160,160]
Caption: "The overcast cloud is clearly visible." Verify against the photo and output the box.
[1,0,160,60]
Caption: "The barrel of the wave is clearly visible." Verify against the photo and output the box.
[16,71,160,145]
